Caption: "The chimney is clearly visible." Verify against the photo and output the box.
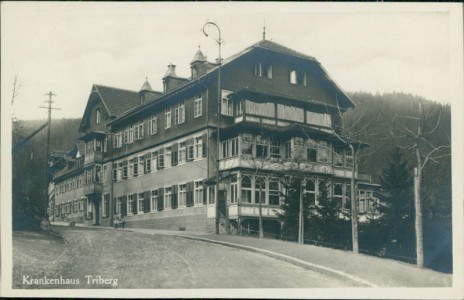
[162,63,188,93]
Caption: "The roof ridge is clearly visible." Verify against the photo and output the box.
[94,83,138,94]
[254,39,316,61]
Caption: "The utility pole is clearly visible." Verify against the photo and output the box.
[39,91,60,218]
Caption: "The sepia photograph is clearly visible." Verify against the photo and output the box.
[1,2,463,298]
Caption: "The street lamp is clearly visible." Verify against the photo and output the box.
[203,21,223,235]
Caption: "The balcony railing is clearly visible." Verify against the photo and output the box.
[83,182,103,196]
[230,203,282,218]
[84,151,103,165]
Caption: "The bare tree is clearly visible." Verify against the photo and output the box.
[11,74,21,105]
[389,98,451,267]
[331,97,386,254]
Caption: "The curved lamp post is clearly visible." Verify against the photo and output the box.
[203,21,223,235]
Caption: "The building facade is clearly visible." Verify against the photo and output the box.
[50,39,379,234]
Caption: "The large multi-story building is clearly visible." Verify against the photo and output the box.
[50,38,379,235]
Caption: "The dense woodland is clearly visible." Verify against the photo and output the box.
[11,92,452,272]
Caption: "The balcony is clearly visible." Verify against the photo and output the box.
[84,151,103,165]
[83,182,103,196]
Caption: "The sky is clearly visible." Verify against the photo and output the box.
[2,2,463,120]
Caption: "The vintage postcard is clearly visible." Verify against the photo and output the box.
[1,2,463,299]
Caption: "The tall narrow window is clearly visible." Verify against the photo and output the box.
[304,179,316,206]
[221,90,233,116]
[230,175,238,204]
[165,107,171,129]
[231,137,239,157]
[255,176,266,204]
[178,184,186,207]
[194,137,202,159]
[96,109,101,124]
[134,121,144,140]
[241,133,254,156]
[178,142,186,164]
[175,101,185,124]
[164,147,172,168]
[151,190,158,212]
[269,178,280,206]
[148,115,157,135]
[127,194,134,214]
[164,187,172,209]
[241,176,252,203]
[194,94,202,118]
[138,193,144,214]
[255,135,268,158]
[194,181,203,205]
[222,140,229,159]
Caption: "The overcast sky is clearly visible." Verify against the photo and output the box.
[2,2,463,120]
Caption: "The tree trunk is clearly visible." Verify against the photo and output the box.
[350,144,359,254]
[414,166,424,267]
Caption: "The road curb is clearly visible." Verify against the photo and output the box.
[156,233,378,287]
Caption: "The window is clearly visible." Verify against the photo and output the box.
[130,157,138,177]
[129,126,134,143]
[270,139,280,158]
[178,142,186,164]
[254,62,272,79]
[113,132,122,148]
[127,194,134,214]
[236,100,243,116]
[178,184,186,207]
[269,178,280,206]
[221,90,233,116]
[194,94,202,118]
[344,184,351,210]
[138,156,145,175]
[222,140,229,159]
[241,133,253,156]
[151,190,158,212]
[164,187,172,209]
[96,109,101,124]
[145,153,152,173]
[187,145,194,161]
[95,165,102,183]
[304,179,316,206]
[102,165,107,183]
[148,115,157,135]
[194,137,202,159]
[208,186,216,204]
[284,141,292,159]
[134,121,144,140]
[194,181,203,205]
[230,175,238,204]
[151,152,157,172]
[307,139,318,162]
[164,147,172,168]
[113,197,120,214]
[255,135,268,158]
[255,176,266,204]
[138,193,144,214]
[123,129,129,144]
[175,101,185,124]
[333,184,343,209]
[123,163,128,179]
[165,107,171,129]
[95,139,102,152]
[289,70,307,86]
[231,137,239,157]
[241,176,252,203]
[157,152,164,169]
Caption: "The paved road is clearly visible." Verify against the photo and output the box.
[15,228,355,289]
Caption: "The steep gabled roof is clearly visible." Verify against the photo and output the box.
[93,84,140,117]
[109,39,354,126]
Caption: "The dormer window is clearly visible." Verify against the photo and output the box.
[254,62,272,79]
[289,70,307,86]
[96,109,101,124]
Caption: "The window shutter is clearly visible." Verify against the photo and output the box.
[171,143,178,166]
[186,138,194,161]
[122,196,127,216]
[172,184,178,209]
[202,133,207,157]
[158,188,164,211]
[186,181,194,207]
[113,197,117,216]
[144,191,150,213]
[133,193,137,214]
